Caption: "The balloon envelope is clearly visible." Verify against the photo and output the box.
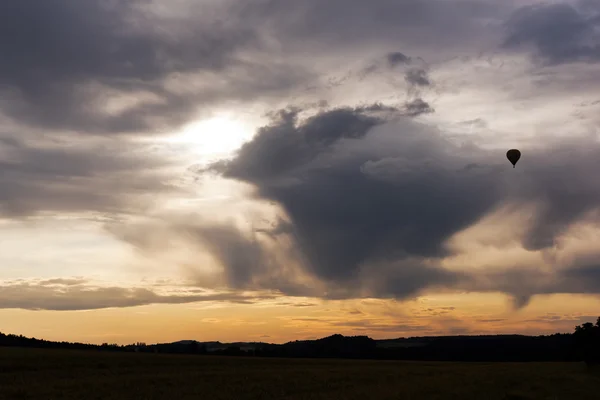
[506,149,521,167]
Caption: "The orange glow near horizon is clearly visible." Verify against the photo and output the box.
[2,293,598,345]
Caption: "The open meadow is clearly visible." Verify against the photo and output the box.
[1,347,599,400]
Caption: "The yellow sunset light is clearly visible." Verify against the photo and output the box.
[168,114,254,158]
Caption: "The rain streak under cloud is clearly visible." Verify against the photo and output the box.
[0,0,600,343]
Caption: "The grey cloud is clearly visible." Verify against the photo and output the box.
[275,302,318,307]
[38,278,87,286]
[503,2,600,64]
[0,0,505,134]
[459,118,487,129]
[559,264,600,293]
[476,318,507,323]
[238,0,509,58]
[354,52,437,114]
[464,262,600,309]
[463,268,554,310]
[211,105,401,184]
[363,260,464,300]
[203,107,500,297]
[511,146,600,251]
[420,307,456,316]
[108,218,322,297]
[197,105,600,303]
[512,294,533,310]
[378,53,435,115]
[522,314,598,325]
[0,0,273,133]
[404,98,435,116]
[331,320,431,333]
[289,317,431,333]
[214,109,489,278]
[290,318,323,323]
[405,68,431,87]
[190,224,277,288]
[387,52,411,67]
[347,309,364,315]
[0,135,178,218]
[0,280,277,311]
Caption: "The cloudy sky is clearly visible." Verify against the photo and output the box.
[2,0,600,345]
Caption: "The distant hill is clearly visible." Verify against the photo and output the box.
[107,332,590,362]
[1,316,599,364]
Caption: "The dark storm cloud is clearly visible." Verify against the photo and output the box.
[200,105,600,301]
[503,2,600,64]
[0,135,178,218]
[211,105,401,183]
[210,106,502,290]
[0,279,276,311]
[0,0,259,133]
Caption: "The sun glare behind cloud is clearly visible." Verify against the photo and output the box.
[167,114,255,159]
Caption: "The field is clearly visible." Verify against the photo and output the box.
[1,347,599,400]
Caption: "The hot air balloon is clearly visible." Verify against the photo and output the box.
[506,149,521,168]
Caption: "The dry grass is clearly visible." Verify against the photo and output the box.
[0,347,599,399]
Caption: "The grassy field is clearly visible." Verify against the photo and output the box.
[1,347,599,400]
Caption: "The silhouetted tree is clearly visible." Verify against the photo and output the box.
[573,317,600,368]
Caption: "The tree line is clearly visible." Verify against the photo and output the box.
[1,316,599,365]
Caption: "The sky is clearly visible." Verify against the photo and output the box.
[1,0,600,345]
